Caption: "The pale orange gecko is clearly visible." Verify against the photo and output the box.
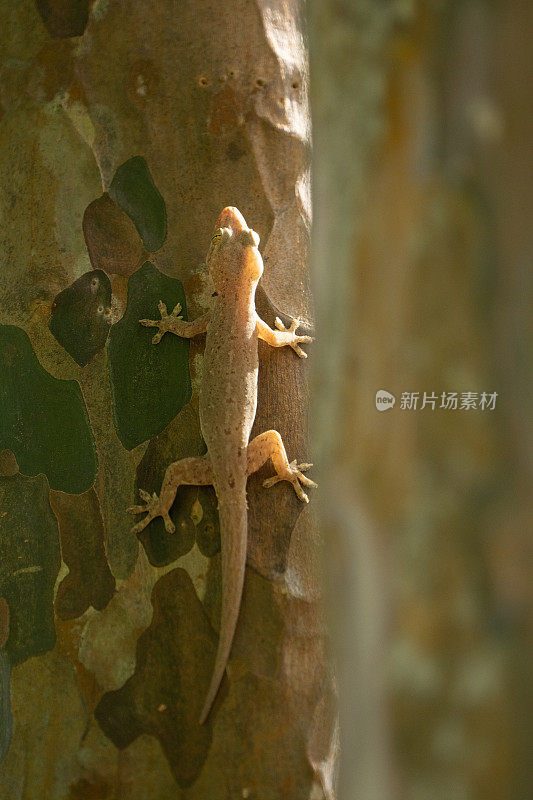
[129,207,315,724]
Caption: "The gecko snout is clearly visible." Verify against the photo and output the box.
[216,206,247,232]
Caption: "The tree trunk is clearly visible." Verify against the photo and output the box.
[0,2,331,798]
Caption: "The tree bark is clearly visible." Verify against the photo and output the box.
[0,2,330,798]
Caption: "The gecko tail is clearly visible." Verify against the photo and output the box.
[199,494,248,725]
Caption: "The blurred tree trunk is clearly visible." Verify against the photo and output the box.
[309,4,397,800]
[0,2,333,798]
[311,1,532,800]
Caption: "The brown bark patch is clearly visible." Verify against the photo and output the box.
[26,40,75,102]
[68,776,113,800]
[83,193,145,277]
[0,598,9,649]
[247,284,314,577]
[50,488,115,620]
[0,451,18,478]
[208,85,242,135]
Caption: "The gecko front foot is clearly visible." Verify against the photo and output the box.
[128,489,176,534]
[274,317,314,358]
[263,459,317,503]
[140,300,183,344]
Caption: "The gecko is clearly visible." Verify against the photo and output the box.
[129,206,316,725]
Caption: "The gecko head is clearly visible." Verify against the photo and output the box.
[206,206,263,290]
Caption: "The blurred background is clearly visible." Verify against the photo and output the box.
[311,1,533,799]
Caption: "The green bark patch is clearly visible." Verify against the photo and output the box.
[83,193,145,277]
[0,598,10,762]
[0,651,12,765]
[35,0,90,38]
[49,488,116,620]
[107,262,191,450]
[0,474,61,666]
[49,270,112,367]
[95,568,219,788]
[135,404,220,566]
[109,157,167,252]
[0,325,97,494]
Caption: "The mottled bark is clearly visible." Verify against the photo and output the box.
[0,2,328,798]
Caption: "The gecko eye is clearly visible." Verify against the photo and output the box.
[210,227,232,245]
[211,228,224,244]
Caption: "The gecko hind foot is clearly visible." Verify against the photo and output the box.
[127,488,176,534]
[274,317,314,359]
[263,460,317,503]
